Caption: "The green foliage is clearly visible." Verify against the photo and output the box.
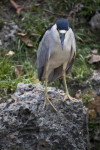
[0,19,4,29]
[0,47,37,100]
[0,0,8,5]
[89,119,100,138]
[78,0,100,18]
[56,0,100,18]
[83,94,95,104]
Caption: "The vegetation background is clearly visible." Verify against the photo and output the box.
[0,0,100,149]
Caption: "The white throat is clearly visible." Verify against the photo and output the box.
[59,30,66,34]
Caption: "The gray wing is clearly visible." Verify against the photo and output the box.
[66,29,76,74]
[37,30,50,81]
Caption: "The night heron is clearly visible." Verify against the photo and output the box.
[37,18,77,111]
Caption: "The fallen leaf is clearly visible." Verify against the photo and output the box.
[15,66,21,77]
[31,33,40,36]
[18,33,27,36]
[91,49,98,54]
[10,0,24,15]
[26,43,33,47]
[18,34,33,47]
[6,50,15,56]
[88,55,100,64]
[34,3,41,6]
[21,36,33,47]
[16,7,23,15]
[86,54,92,59]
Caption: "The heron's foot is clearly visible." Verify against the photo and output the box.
[51,97,62,101]
[63,93,78,102]
[43,95,57,111]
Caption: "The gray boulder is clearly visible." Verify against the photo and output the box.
[0,83,89,150]
[89,13,100,29]
[91,69,100,96]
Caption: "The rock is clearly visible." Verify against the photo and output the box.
[0,40,2,46]
[94,128,100,150]
[91,69,100,96]
[4,22,20,42]
[0,22,21,48]
[94,128,100,142]
[0,83,89,150]
[89,13,100,29]
[83,70,100,115]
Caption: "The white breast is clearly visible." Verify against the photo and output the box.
[48,29,72,69]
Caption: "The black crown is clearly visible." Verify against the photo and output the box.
[56,18,69,30]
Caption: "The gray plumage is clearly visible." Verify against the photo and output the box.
[37,19,76,82]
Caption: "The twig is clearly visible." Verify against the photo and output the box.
[9,0,24,15]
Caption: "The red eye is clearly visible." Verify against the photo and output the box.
[57,28,59,31]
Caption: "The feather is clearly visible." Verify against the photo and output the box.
[37,27,53,81]
[38,25,53,45]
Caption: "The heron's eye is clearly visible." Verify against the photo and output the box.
[57,28,59,31]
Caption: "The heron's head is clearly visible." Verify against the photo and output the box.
[56,18,69,49]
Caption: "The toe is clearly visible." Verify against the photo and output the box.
[68,95,78,101]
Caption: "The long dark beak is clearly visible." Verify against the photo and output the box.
[60,33,65,50]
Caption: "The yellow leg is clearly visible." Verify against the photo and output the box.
[62,70,78,101]
[43,72,57,111]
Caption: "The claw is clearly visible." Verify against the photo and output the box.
[68,95,78,101]
[63,93,78,102]
[43,95,57,111]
